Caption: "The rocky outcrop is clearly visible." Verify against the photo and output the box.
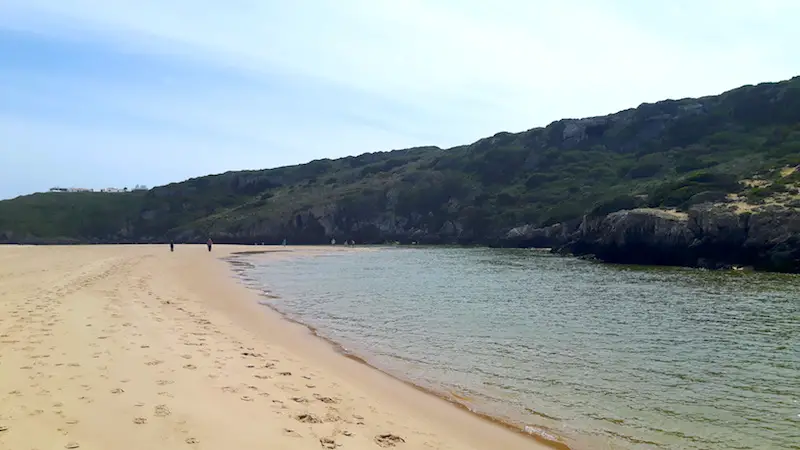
[566,208,697,266]
[497,222,576,248]
[560,204,800,272]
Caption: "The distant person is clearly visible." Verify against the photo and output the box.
[207,238,213,252]
[170,241,174,252]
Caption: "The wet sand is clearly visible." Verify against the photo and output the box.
[0,244,548,450]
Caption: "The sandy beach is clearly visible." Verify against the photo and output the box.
[0,244,547,450]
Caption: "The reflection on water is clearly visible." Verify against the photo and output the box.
[235,248,800,450]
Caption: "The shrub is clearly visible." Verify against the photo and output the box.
[588,195,645,217]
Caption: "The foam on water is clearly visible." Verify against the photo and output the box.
[233,247,800,450]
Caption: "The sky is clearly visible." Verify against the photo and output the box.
[1,0,799,199]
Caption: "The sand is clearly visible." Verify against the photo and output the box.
[0,245,547,450]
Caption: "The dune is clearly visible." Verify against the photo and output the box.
[0,244,547,450]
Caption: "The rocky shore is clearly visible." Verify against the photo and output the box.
[502,203,800,273]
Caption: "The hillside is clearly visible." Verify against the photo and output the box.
[2,76,799,266]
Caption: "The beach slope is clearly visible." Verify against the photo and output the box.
[0,245,546,450]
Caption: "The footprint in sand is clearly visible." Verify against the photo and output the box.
[156,380,174,386]
[291,397,308,404]
[110,388,124,394]
[185,437,199,444]
[320,437,337,449]
[313,394,339,404]
[375,434,405,447]
[65,442,80,449]
[295,413,322,424]
[182,364,197,370]
[154,405,171,417]
[240,396,254,402]
[133,417,147,424]
[282,428,302,438]
[324,410,342,423]
[276,382,299,393]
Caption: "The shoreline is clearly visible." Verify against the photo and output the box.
[223,249,573,450]
[0,244,553,450]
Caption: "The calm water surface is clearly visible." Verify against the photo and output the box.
[233,248,799,450]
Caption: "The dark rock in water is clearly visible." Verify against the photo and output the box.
[560,204,800,273]
[497,222,575,248]
[568,208,696,266]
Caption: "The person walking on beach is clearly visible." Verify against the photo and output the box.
[170,241,174,252]
[207,238,213,252]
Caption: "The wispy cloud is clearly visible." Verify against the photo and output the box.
[1,0,798,198]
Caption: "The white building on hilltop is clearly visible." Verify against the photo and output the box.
[47,185,149,193]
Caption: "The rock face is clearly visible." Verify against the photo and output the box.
[559,204,800,272]
[497,222,576,248]
[567,209,697,266]
[173,210,476,246]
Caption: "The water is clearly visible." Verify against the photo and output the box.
[233,247,800,450]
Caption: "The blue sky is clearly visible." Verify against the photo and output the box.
[1,0,799,199]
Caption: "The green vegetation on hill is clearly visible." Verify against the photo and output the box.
[1,76,799,244]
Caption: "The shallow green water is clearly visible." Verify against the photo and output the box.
[236,248,799,449]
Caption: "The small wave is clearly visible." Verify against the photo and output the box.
[523,425,569,449]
